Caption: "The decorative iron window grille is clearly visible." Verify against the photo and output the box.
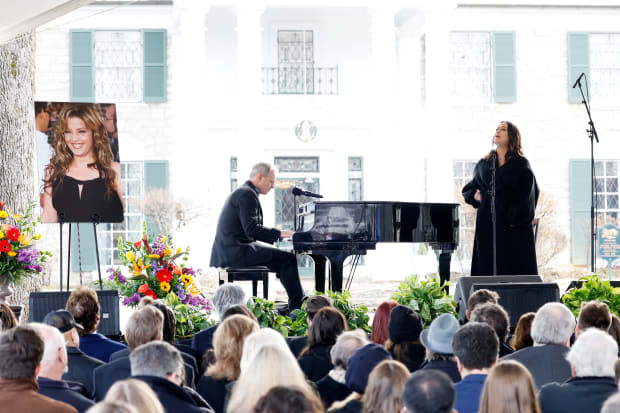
[591,34,620,102]
[94,30,142,102]
[274,157,320,173]
[595,160,620,226]
[449,32,492,102]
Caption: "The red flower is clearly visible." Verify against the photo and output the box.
[6,227,19,242]
[156,269,173,283]
[134,240,142,249]
[0,201,4,210]
[146,290,158,299]
[0,240,10,253]
[138,283,150,294]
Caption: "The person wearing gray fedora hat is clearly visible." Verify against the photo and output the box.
[420,313,461,383]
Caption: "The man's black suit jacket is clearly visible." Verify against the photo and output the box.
[63,346,104,398]
[210,181,281,267]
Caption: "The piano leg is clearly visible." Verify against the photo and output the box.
[310,254,327,293]
[438,251,452,290]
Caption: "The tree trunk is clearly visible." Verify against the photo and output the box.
[0,32,42,320]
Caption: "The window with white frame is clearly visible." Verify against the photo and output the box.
[453,160,477,267]
[94,31,143,102]
[230,156,238,192]
[595,160,620,226]
[590,34,620,102]
[449,32,492,101]
[99,161,144,265]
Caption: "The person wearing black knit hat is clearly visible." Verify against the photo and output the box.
[384,305,426,373]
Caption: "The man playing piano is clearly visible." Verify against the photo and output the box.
[210,162,305,310]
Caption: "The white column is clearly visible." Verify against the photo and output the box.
[235,6,265,178]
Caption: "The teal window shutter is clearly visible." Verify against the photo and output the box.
[569,159,592,265]
[144,160,170,236]
[70,30,94,102]
[143,30,167,102]
[568,32,589,103]
[492,32,516,103]
[70,224,98,272]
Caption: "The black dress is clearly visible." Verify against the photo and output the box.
[52,174,123,223]
[462,154,539,276]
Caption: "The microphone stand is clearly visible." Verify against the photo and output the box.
[575,75,599,273]
[491,151,497,275]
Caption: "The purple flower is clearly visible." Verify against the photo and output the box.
[122,293,141,306]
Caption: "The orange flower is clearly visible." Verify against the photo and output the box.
[134,240,142,249]
[138,283,149,294]
[172,265,182,276]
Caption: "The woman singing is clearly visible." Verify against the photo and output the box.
[42,103,123,223]
[462,121,539,276]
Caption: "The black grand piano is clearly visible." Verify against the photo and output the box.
[292,201,459,292]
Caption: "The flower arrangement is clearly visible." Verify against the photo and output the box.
[106,226,213,338]
[0,201,51,284]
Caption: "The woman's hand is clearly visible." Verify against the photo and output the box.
[474,189,482,202]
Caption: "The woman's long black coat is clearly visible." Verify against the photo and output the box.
[462,154,540,276]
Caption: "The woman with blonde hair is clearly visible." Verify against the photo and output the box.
[104,379,164,413]
[0,304,18,331]
[42,103,123,223]
[86,401,139,413]
[228,344,316,413]
[197,314,259,413]
[478,360,541,413]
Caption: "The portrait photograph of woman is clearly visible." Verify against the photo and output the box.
[39,102,124,223]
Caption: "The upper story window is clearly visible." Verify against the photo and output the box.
[94,31,142,102]
[591,34,620,102]
[449,31,516,103]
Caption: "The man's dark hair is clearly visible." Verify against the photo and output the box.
[305,295,332,321]
[578,300,612,332]
[471,303,510,343]
[403,370,455,413]
[34,101,47,116]
[66,287,100,335]
[0,326,44,379]
[452,322,498,370]
[253,386,323,413]
[467,289,499,313]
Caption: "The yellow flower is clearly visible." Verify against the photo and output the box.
[176,248,182,255]
[163,248,172,257]
[181,274,193,286]
[160,236,167,243]
[22,237,32,246]
[7,251,16,257]
[12,215,22,221]
[0,231,4,239]
[190,285,200,296]
[160,281,171,292]
[126,251,136,262]
[18,235,24,243]
[33,233,41,240]
[0,211,7,219]
[147,254,161,259]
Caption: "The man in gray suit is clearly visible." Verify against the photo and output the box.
[501,302,575,389]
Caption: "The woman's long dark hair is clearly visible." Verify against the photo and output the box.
[299,307,347,357]
[485,121,524,161]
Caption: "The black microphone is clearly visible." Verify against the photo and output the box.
[572,72,585,89]
[292,187,323,198]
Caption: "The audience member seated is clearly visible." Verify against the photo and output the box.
[576,300,612,338]
[602,393,620,413]
[110,299,198,381]
[30,323,95,413]
[44,309,104,397]
[419,313,461,383]
[315,330,368,409]
[104,379,165,413]
[360,360,409,413]
[370,300,398,345]
[87,401,139,413]
[192,284,246,357]
[452,322,498,413]
[615,358,620,389]
[66,287,126,363]
[510,312,535,351]
[228,343,316,413]
[502,302,575,389]
[288,295,332,357]
[384,305,425,372]
[609,315,620,356]
[538,328,618,413]
[471,303,513,357]
[253,386,324,413]
[130,341,214,413]
[466,289,499,320]
[402,370,456,413]
[299,307,348,381]
[0,326,77,412]
[0,303,18,331]
[329,343,392,413]
[478,360,541,413]
[197,314,259,413]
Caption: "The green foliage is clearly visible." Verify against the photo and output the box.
[246,297,292,337]
[165,293,215,339]
[391,274,457,327]
[562,275,620,318]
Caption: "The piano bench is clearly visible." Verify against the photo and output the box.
[219,266,269,299]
